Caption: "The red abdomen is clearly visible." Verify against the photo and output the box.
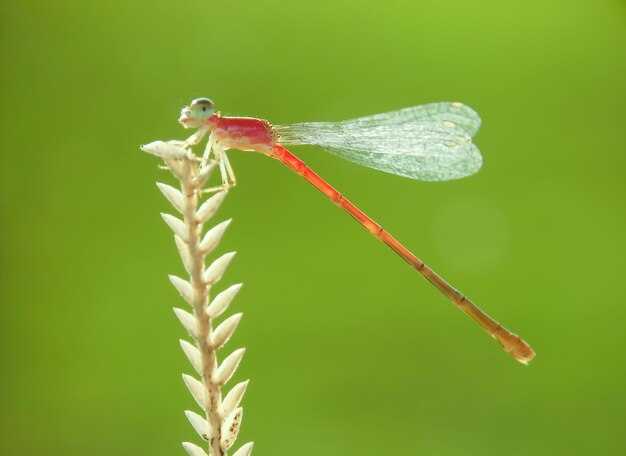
[211,115,275,154]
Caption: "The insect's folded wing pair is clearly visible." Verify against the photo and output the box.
[277,102,483,182]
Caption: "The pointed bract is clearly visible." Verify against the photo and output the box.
[174,234,194,274]
[169,275,195,306]
[221,380,249,420]
[164,157,186,180]
[221,407,243,450]
[141,140,188,159]
[185,410,210,441]
[182,374,207,409]
[216,348,245,385]
[203,252,236,285]
[157,182,186,214]
[173,308,199,339]
[182,441,208,456]
[161,213,189,242]
[211,313,243,349]
[194,161,217,187]
[200,219,232,255]
[180,340,202,375]
[196,191,227,224]
[232,442,254,456]
[207,283,243,318]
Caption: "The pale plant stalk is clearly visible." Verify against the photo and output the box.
[141,140,254,456]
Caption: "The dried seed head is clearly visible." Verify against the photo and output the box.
[142,136,251,454]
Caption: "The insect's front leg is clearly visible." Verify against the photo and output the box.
[159,126,210,163]
[201,133,216,165]
[184,125,210,149]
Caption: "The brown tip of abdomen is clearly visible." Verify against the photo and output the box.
[496,330,536,365]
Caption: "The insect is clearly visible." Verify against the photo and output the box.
[178,97,535,364]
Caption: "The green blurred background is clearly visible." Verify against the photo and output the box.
[1,0,625,454]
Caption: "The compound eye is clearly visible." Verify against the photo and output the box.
[189,97,215,119]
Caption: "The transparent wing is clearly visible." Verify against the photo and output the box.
[330,102,482,136]
[275,102,483,182]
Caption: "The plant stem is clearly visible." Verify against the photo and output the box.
[180,158,224,456]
